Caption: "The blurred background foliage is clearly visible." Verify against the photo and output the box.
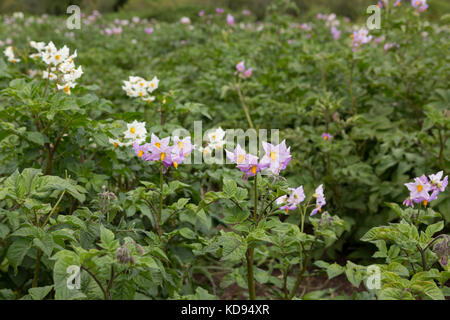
[1,0,449,21]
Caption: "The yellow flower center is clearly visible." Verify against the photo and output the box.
[130,127,136,134]
[64,85,70,93]
[151,83,155,88]
[139,92,143,97]
[423,200,428,206]
[203,149,208,155]
[113,142,118,148]
[140,82,144,86]
[212,134,216,140]
[138,150,144,157]
[160,152,166,161]
[285,208,289,214]
[251,165,257,175]
[417,185,423,192]
[178,141,183,149]
[270,151,276,161]
[237,154,245,164]
[324,135,328,140]
[55,54,60,60]
[155,142,161,148]
[173,162,178,168]
[350,34,354,39]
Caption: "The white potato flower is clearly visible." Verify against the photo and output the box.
[3,46,20,64]
[124,120,147,142]
[207,127,226,149]
[122,75,158,103]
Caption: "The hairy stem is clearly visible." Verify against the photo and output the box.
[236,80,255,129]
[246,247,256,300]
[32,249,42,288]
[81,266,108,300]
[289,242,314,299]
[158,163,163,236]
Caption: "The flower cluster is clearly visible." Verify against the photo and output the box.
[235,61,253,78]
[276,186,305,213]
[109,120,147,148]
[376,0,402,8]
[276,184,326,215]
[29,41,83,95]
[317,13,341,41]
[322,133,333,141]
[433,235,449,266]
[3,46,20,64]
[331,26,341,40]
[196,127,227,156]
[403,171,448,207]
[133,133,193,169]
[377,0,388,8]
[226,140,291,179]
[227,14,235,26]
[411,0,428,12]
[350,28,372,51]
[122,75,159,103]
[311,185,326,215]
[180,17,191,25]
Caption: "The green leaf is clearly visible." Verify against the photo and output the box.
[99,225,118,251]
[52,250,85,300]
[223,179,237,197]
[411,280,445,300]
[379,287,414,300]
[0,289,15,300]
[29,285,53,300]
[178,227,196,240]
[326,263,345,279]
[425,221,444,238]
[218,232,247,263]
[25,132,46,146]
[6,238,32,272]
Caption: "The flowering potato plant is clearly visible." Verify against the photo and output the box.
[194,141,348,299]
[315,172,449,300]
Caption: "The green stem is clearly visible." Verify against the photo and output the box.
[42,65,50,98]
[42,190,66,228]
[246,175,259,300]
[246,247,256,300]
[300,198,312,233]
[349,58,356,115]
[32,249,42,288]
[254,174,258,222]
[288,241,314,299]
[417,245,427,272]
[158,163,163,236]
[236,80,255,130]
